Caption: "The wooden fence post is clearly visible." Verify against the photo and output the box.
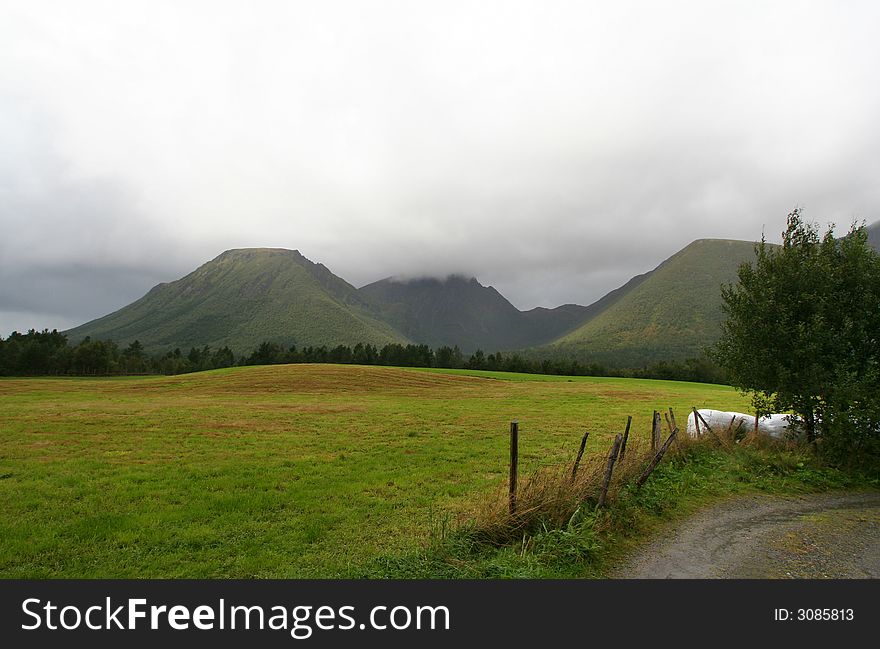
[724,415,737,442]
[692,407,702,437]
[571,431,590,480]
[637,427,678,487]
[598,433,623,508]
[651,410,661,452]
[509,421,518,515]
[618,416,633,463]
[694,409,716,438]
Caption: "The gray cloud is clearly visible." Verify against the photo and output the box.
[2,0,879,334]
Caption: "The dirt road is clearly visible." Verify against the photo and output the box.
[612,491,880,578]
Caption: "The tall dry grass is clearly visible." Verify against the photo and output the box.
[464,433,655,546]
[462,411,793,547]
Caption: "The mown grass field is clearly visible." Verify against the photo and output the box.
[0,364,755,578]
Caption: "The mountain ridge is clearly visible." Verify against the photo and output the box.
[66,247,408,353]
[358,274,598,353]
[546,238,762,366]
[64,220,878,363]
[867,220,880,252]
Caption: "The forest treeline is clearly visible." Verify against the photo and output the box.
[0,329,728,384]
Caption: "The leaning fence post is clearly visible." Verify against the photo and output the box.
[693,407,702,437]
[637,427,678,487]
[571,431,590,481]
[618,416,633,463]
[509,421,518,515]
[598,434,623,508]
[724,415,737,443]
[695,409,716,438]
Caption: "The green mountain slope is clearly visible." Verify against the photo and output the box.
[547,239,760,366]
[867,220,880,252]
[359,275,614,353]
[66,248,408,353]
[522,268,654,338]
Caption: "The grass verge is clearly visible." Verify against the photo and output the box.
[361,436,879,578]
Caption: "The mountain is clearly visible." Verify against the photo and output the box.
[66,248,407,353]
[547,239,759,366]
[61,223,876,363]
[360,275,521,353]
[523,268,654,334]
[867,220,880,252]
[358,274,622,353]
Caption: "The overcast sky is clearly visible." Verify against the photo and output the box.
[2,1,879,336]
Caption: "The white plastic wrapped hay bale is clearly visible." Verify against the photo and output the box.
[757,413,800,439]
[686,410,754,437]
[686,410,796,439]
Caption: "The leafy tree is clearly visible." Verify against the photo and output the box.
[72,337,119,374]
[123,340,147,373]
[157,347,190,374]
[328,345,353,364]
[714,209,880,463]
[352,343,378,365]
[436,345,464,368]
[246,341,283,365]
[211,346,235,368]
[467,349,487,370]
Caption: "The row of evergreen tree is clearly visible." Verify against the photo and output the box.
[0,329,727,384]
[0,330,236,376]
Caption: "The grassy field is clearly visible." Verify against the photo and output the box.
[1,364,758,577]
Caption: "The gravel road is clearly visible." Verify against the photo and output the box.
[612,491,880,579]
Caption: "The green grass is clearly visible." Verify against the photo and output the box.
[361,442,877,578]
[1,363,869,578]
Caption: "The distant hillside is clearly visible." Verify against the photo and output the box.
[66,248,408,353]
[547,239,760,366]
[867,220,880,252]
[523,268,654,335]
[359,274,626,353]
